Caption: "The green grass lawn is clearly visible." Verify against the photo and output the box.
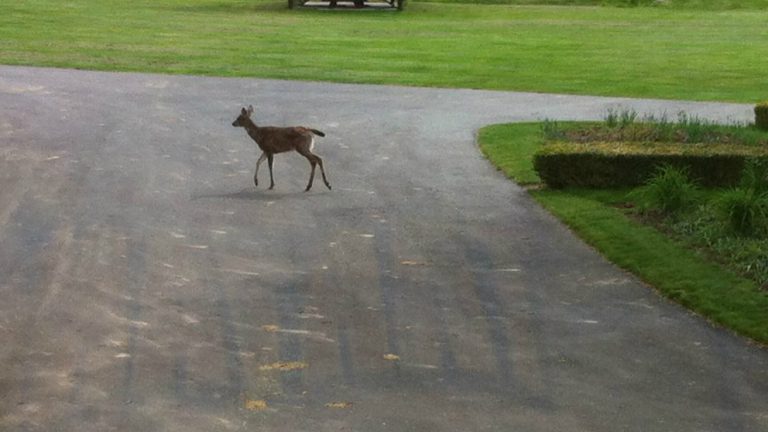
[428,0,768,8]
[1,0,767,102]
[479,122,768,345]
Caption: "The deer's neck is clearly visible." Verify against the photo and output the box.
[243,118,262,142]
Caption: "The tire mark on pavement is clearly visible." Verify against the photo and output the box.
[0,194,57,294]
[273,275,308,398]
[706,329,749,432]
[309,213,371,390]
[193,229,251,406]
[171,354,189,402]
[121,237,149,407]
[336,321,356,387]
[268,220,339,402]
[429,228,556,411]
[373,222,402,371]
[459,237,513,385]
[211,277,246,403]
[432,294,458,373]
[0,193,61,422]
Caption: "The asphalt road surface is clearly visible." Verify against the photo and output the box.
[1,66,766,432]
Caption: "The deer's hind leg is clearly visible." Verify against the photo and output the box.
[303,153,317,192]
[315,154,331,190]
[298,146,331,192]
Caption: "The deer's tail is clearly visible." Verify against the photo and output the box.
[310,129,325,137]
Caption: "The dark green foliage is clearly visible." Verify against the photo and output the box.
[740,158,768,193]
[718,188,768,236]
[756,102,768,131]
[717,160,768,236]
[631,165,700,215]
[669,203,768,286]
[533,142,759,188]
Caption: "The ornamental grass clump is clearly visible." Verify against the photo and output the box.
[717,160,768,237]
[631,164,700,216]
[604,108,638,129]
[718,189,768,237]
[540,119,566,141]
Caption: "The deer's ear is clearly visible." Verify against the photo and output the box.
[247,105,254,115]
[241,107,248,116]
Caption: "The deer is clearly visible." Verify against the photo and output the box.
[231,105,331,192]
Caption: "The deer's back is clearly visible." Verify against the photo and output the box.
[257,126,314,153]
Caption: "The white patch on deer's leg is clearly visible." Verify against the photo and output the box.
[310,138,315,152]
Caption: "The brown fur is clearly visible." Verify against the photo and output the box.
[232,105,331,192]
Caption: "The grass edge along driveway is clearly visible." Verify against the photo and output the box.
[478,123,768,346]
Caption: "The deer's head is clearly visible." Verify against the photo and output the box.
[232,105,254,127]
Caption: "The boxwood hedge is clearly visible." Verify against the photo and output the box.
[756,102,768,131]
[533,141,768,189]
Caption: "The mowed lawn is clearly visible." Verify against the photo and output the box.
[1,0,766,102]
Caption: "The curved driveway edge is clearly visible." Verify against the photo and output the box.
[0,66,765,432]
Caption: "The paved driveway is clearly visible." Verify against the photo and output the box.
[0,66,766,432]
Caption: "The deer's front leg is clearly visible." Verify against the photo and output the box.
[254,152,267,187]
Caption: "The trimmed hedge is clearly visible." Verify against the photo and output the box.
[756,102,768,131]
[534,141,768,189]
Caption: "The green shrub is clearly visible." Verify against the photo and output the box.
[756,102,768,131]
[533,141,767,188]
[632,165,700,216]
[740,158,768,193]
[718,188,768,237]
[668,201,768,286]
[717,160,768,236]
